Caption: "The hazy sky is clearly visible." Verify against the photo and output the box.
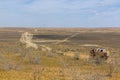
[0,0,120,27]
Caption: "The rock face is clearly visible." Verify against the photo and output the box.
[90,48,110,60]
[20,32,38,49]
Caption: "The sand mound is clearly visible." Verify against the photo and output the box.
[20,32,38,49]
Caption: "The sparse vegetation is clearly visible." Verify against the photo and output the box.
[0,28,120,80]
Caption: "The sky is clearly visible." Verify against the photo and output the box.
[0,0,120,28]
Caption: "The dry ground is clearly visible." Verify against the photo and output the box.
[0,28,120,80]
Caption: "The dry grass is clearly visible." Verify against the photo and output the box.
[0,28,120,80]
